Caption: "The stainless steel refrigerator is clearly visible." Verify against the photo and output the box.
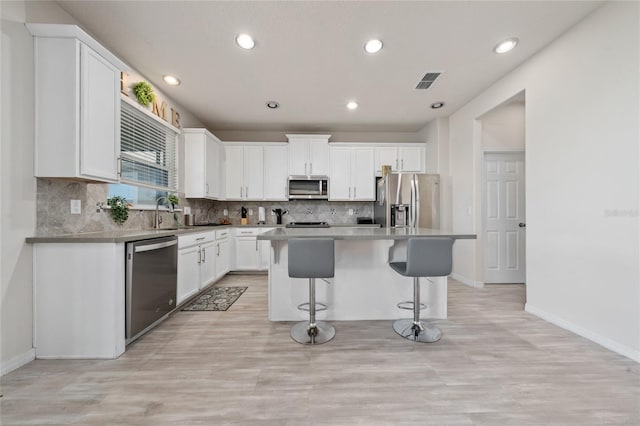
[374,172,440,229]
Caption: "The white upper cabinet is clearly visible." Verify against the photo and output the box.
[287,134,330,175]
[184,128,222,199]
[264,145,289,200]
[329,147,375,201]
[224,145,264,200]
[374,145,425,174]
[28,24,128,182]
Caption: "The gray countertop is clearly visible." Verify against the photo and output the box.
[25,223,383,243]
[257,227,476,241]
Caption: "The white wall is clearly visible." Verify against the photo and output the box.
[448,2,639,360]
[480,101,525,150]
[419,117,451,231]
[1,0,39,374]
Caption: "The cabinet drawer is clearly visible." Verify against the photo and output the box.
[178,231,214,248]
[215,229,230,240]
[235,228,260,237]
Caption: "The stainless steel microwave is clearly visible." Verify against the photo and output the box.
[287,176,329,199]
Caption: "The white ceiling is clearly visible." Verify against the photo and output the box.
[56,1,602,133]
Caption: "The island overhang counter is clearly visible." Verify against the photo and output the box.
[258,227,476,321]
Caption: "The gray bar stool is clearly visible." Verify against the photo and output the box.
[389,237,453,343]
[288,238,335,345]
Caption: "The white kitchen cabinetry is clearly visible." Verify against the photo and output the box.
[287,134,330,176]
[264,145,289,200]
[225,145,264,200]
[329,147,375,201]
[375,145,425,174]
[184,128,223,199]
[177,231,216,305]
[215,229,231,279]
[33,242,126,359]
[233,228,273,271]
[27,24,128,183]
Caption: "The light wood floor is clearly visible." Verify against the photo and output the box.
[2,276,639,425]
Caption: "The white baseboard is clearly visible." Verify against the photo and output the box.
[525,303,640,363]
[1,348,35,376]
[450,273,483,288]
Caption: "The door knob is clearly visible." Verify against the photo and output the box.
[518,223,526,228]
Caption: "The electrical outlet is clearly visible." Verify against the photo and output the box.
[249,209,254,216]
[223,209,228,216]
[348,208,354,216]
[354,209,360,216]
[330,208,336,215]
[70,199,81,214]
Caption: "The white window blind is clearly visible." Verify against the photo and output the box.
[120,99,178,191]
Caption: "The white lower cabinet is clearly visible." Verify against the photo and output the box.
[177,231,216,305]
[215,229,230,279]
[233,228,273,271]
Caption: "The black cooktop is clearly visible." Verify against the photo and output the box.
[285,221,330,228]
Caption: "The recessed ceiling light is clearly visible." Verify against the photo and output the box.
[364,39,383,54]
[266,101,279,109]
[346,101,359,110]
[236,33,255,50]
[162,75,180,86]
[431,102,445,109]
[494,37,519,54]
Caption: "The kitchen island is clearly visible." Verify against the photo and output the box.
[258,227,476,321]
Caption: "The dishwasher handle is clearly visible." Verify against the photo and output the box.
[134,239,178,253]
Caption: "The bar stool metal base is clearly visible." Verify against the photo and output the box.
[291,321,335,345]
[392,319,442,343]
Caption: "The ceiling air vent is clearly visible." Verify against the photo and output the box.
[415,72,441,90]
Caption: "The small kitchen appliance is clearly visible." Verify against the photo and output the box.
[272,208,287,224]
[258,206,266,224]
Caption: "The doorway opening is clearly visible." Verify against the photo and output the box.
[478,92,526,285]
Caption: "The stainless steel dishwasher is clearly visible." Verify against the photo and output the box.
[125,236,178,344]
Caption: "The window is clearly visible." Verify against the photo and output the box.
[107,183,169,207]
[119,96,178,191]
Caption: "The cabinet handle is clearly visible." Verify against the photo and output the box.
[304,163,308,175]
[117,157,122,176]
[395,159,398,170]
[217,243,220,256]
[240,186,243,198]
[349,187,351,199]
[197,248,202,264]
[255,239,258,251]
[202,247,206,262]
[196,237,205,241]
[310,163,313,174]
[401,159,404,169]
[354,187,357,199]
[206,183,209,194]
[246,186,248,199]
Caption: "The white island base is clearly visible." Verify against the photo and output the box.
[267,239,447,322]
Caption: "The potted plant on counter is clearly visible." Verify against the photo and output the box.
[107,196,131,225]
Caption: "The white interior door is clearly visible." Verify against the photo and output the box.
[483,152,525,283]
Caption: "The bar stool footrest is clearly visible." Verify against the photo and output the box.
[297,302,328,312]
[396,301,426,311]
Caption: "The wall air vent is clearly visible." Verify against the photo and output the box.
[415,72,442,90]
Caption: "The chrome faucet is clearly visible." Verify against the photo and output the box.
[154,196,174,229]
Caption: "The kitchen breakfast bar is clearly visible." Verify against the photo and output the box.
[258,227,476,322]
